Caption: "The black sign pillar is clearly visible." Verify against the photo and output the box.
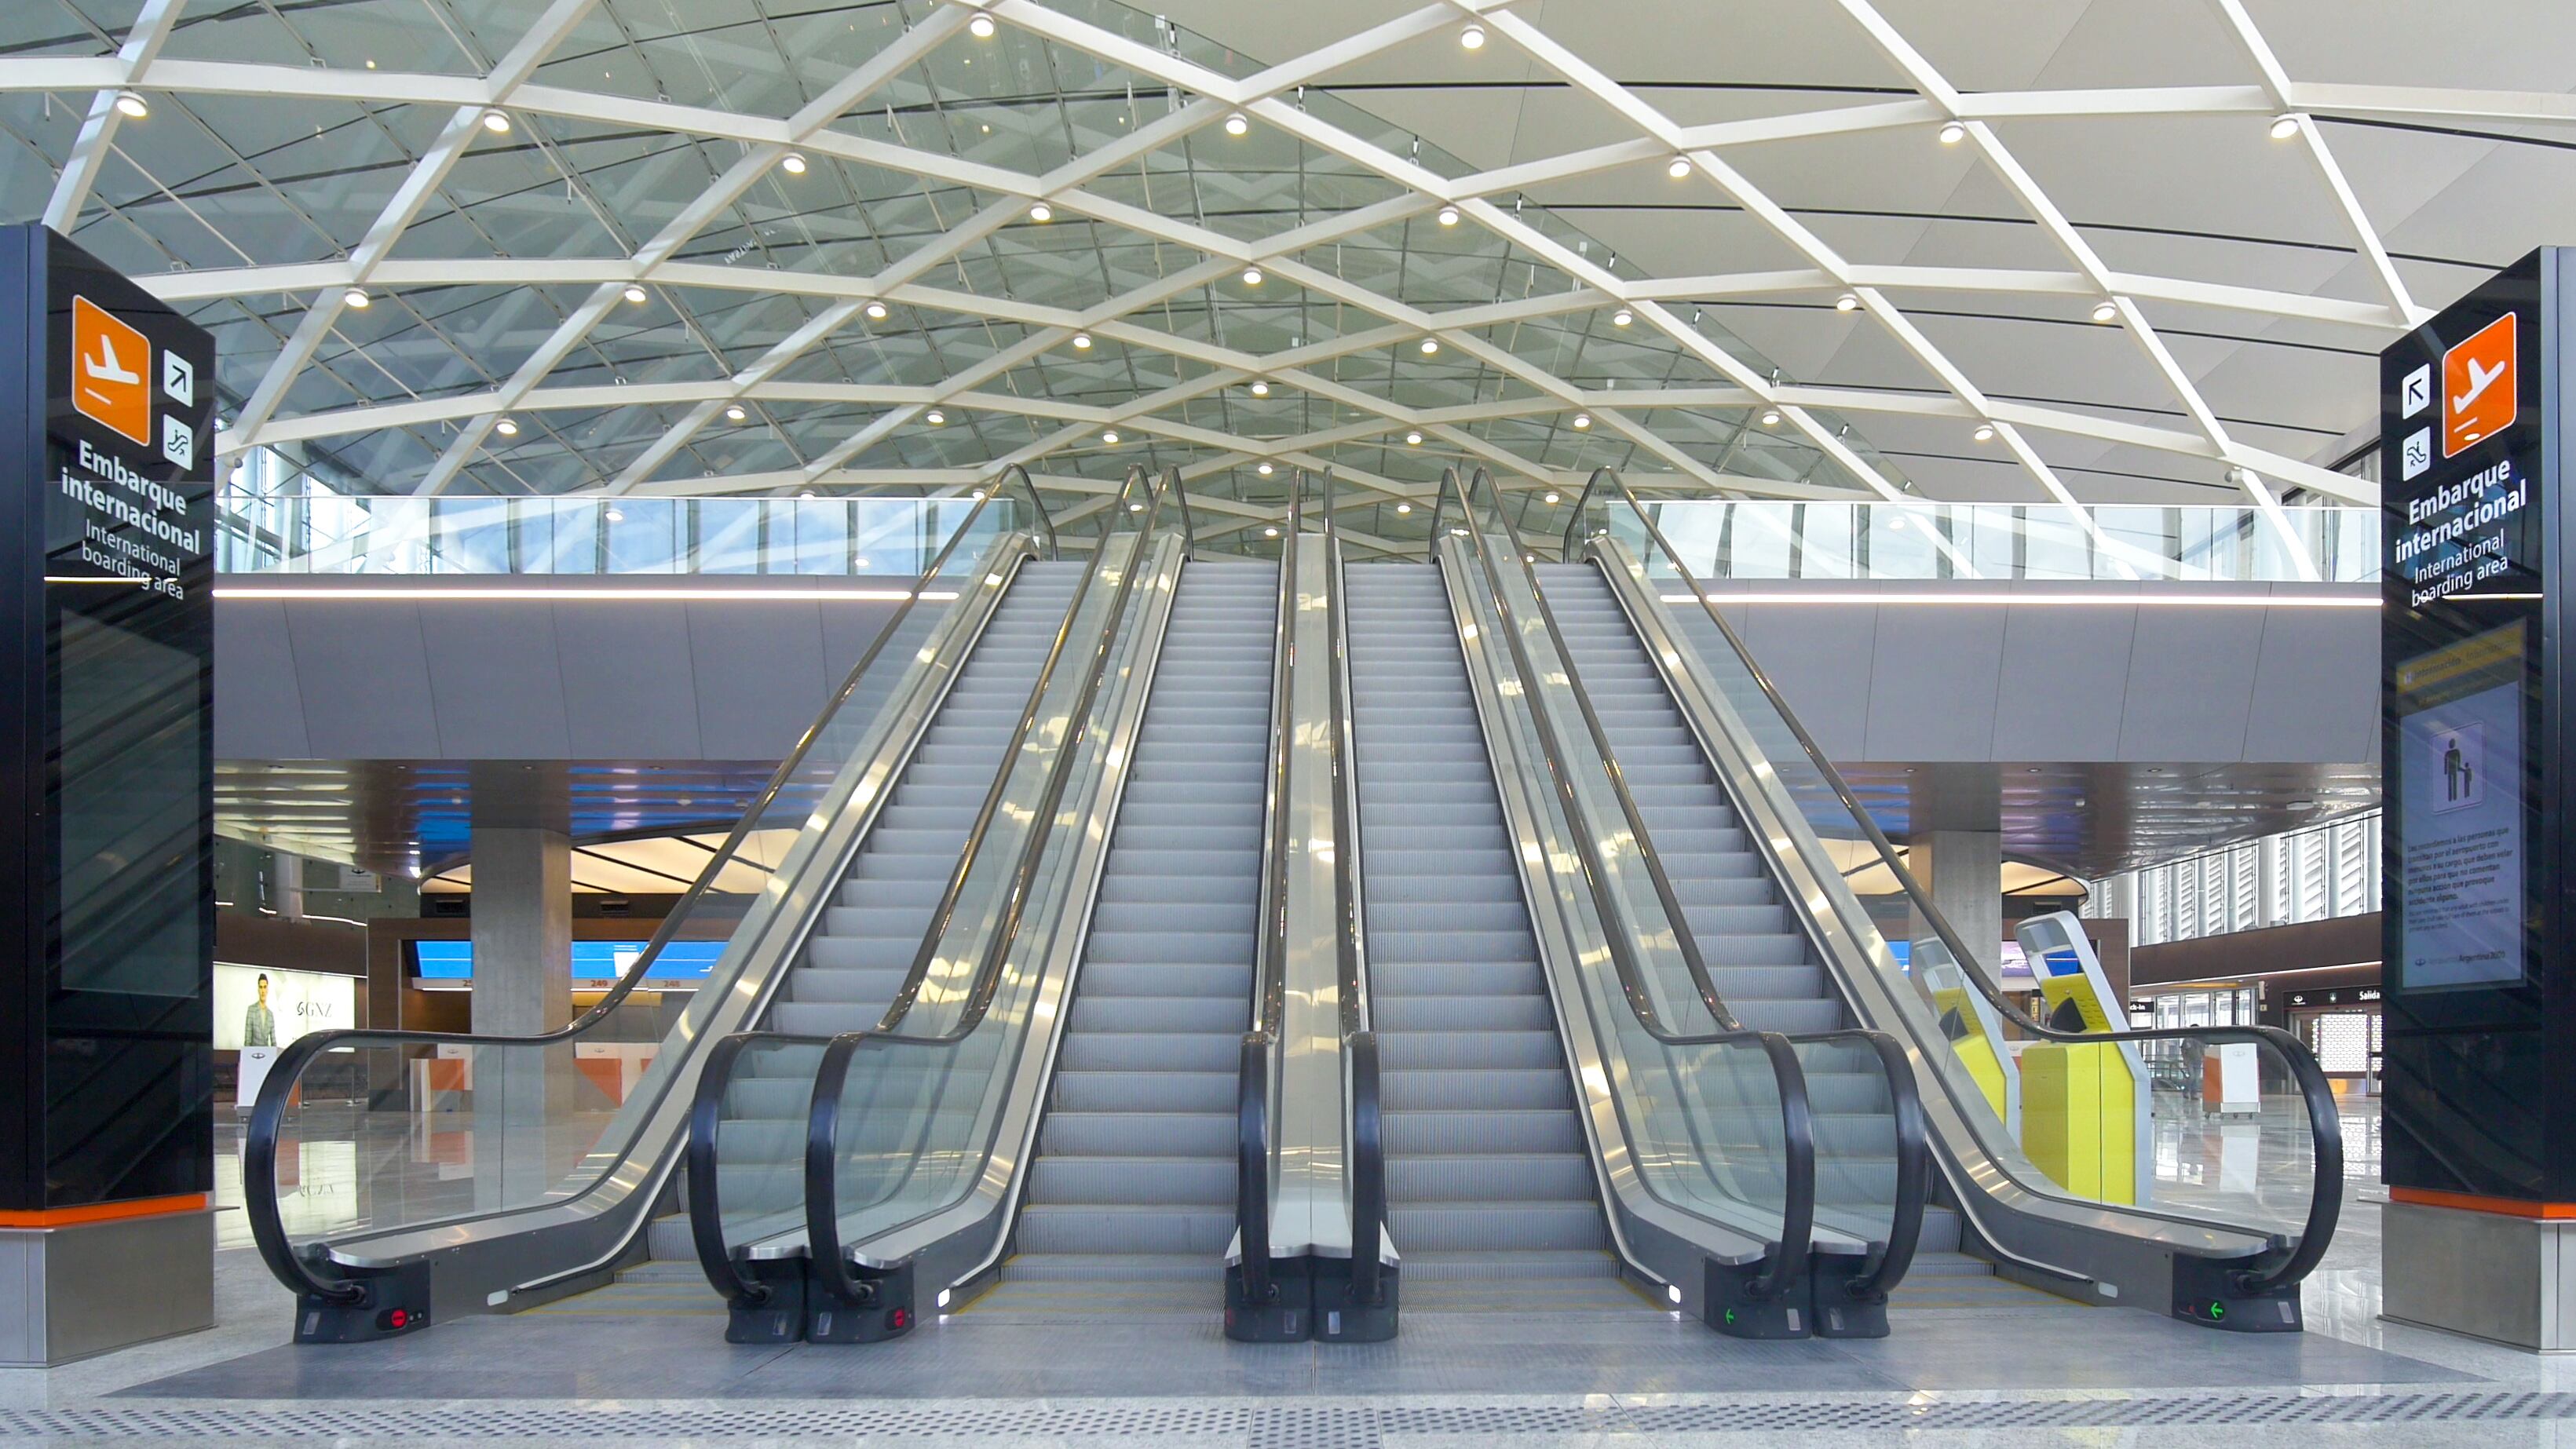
[0,224,216,1364]
[2380,246,2576,1350]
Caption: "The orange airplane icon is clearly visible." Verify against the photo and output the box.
[72,295,152,447]
[2443,311,2516,458]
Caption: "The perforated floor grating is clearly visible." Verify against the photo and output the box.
[12,1389,2576,1441]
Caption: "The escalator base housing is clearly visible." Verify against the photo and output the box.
[1808,1250,1889,1340]
[2171,1253,2303,1332]
[806,1258,916,1344]
[1224,1256,1310,1342]
[1310,1259,1398,1343]
[1702,1257,1810,1341]
[723,1259,806,1345]
[291,1259,433,1344]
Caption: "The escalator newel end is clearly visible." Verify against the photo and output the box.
[722,1257,808,1345]
[1807,1250,1890,1340]
[1223,1255,1312,1343]
[1702,1255,1811,1341]
[290,1258,433,1344]
[1309,1257,1399,1343]
[806,1258,916,1345]
[2169,1254,2302,1334]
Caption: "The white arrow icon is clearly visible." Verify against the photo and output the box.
[2454,357,2507,413]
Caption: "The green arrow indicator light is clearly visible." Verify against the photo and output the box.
[1723,1308,1737,1326]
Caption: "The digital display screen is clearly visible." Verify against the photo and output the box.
[408,939,724,984]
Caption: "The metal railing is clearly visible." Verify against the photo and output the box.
[1319,470,1387,1312]
[1233,468,1303,1319]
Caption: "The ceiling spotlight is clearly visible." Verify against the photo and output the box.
[1225,111,1249,137]
[1405,431,1423,445]
[1972,422,1997,442]
[622,284,649,305]
[481,109,512,135]
[1460,22,1486,49]
[2091,299,2120,323]
[1937,120,1965,144]
[1544,490,1562,504]
[1834,293,1859,313]
[1572,413,1591,429]
[1437,205,1460,227]
[1612,308,1632,327]
[604,506,626,524]
[864,301,888,320]
[1102,429,1120,443]
[1256,462,1273,476]
[1072,332,1093,349]
[725,404,747,422]
[1242,266,1264,286]
[1249,380,1270,396]
[1265,526,1280,538]
[494,417,519,437]
[1128,500,1145,512]
[1419,338,1439,355]
[780,152,807,175]
[1029,202,1053,222]
[1395,502,1412,514]
[968,12,996,38]
[1759,407,1781,426]
[112,89,148,120]
[343,287,371,309]
[1666,155,1692,180]
[926,408,945,424]
[2269,113,2300,141]
[798,490,816,499]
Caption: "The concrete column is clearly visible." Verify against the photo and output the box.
[1914,830,2003,978]
[468,765,572,1207]
[467,825,572,1035]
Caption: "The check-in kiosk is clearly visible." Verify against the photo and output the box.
[2014,912,2150,1206]
[1914,936,2019,1138]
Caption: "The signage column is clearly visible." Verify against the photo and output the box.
[0,224,217,1365]
[2380,246,2576,1350]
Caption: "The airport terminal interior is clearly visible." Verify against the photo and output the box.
[8,0,2576,1444]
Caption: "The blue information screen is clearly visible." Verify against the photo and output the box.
[409,940,725,983]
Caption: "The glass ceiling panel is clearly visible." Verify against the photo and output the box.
[2,2,127,57]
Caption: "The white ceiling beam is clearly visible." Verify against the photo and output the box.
[41,0,188,232]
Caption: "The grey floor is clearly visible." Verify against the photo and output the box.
[16,1104,2576,1445]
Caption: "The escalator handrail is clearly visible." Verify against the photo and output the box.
[1234,463,1303,1307]
[1566,465,2341,1294]
[1438,467,1815,1303]
[1321,469,1386,1303]
[801,465,1189,1307]
[246,473,1050,1307]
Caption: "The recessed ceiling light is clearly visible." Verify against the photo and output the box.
[1612,308,1632,327]
[481,109,511,134]
[343,287,371,309]
[1265,526,1280,538]
[1834,293,1859,313]
[1972,422,1996,442]
[1544,490,1561,504]
[725,404,747,422]
[1666,155,1691,179]
[1395,502,1412,514]
[1128,500,1145,512]
[1437,205,1460,227]
[1102,429,1120,443]
[1759,407,1781,426]
[968,12,996,38]
[1571,413,1591,429]
[1249,380,1269,396]
[2092,299,2120,323]
[1072,332,1092,349]
[2269,113,2300,141]
[926,409,945,424]
[1405,431,1423,445]
[113,89,148,120]
[864,301,888,320]
[605,506,625,524]
[1420,338,1439,355]
[1029,202,1052,221]
[1937,120,1965,144]
[493,417,518,437]
[622,284,648,305]
[780,152,806,175]
[1460,22,1486,49]
[1242,266,1264,286]
[1224,112,1249,137]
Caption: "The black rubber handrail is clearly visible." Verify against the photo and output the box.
[1561,465,2341,1296]
[1452,467,1927,1302]
[687,465,1167,1308]
[1320,469,1386,1305]
[1437,467,1816,1305]
[799,466,1190,1309]
[246,469,1055,1308]
[1233,465,1303,1311]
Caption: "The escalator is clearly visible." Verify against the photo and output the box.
[1546,465,2343,1330]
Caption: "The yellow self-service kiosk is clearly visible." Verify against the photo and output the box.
[2014,911,2150,1204]
[1914,936,2019,1137]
